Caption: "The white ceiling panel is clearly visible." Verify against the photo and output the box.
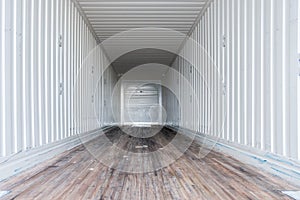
[74,0,210,74]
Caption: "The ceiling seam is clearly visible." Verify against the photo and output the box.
[72,0,101,44]
[74,0,211,75]
[168,0,213,69]
[72,0,118,73]
[187,0,212,37]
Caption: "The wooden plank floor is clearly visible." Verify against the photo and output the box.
[0,126,298,200]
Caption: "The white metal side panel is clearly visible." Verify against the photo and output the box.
[165,0,300,160]
[298,0,300,159]
[1,0,6,156]
[285,0,299,159]
[0,0,118,157]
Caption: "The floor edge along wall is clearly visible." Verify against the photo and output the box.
[0,0,300,193]
[165,0,300,161]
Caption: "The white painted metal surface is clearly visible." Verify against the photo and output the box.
[0,0,299,164]
[165,0,300,160]
[121,81,162,125]
[74,0,210,75]
[282,191,300,200]
[0,0,117,157]
[75,0,209,41]
[298,0,300,159]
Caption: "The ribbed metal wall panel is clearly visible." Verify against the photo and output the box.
[298,0,300,159]
[165,0,300,160]
[0,0,117,157]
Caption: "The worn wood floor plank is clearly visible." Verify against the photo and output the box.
[0,126,298,200]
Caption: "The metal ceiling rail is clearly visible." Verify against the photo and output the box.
[74,0,210,74]
[168,0,212,68]
[71,0,100,44]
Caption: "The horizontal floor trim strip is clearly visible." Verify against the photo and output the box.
[0,126,114,182]
[167,125,300,187]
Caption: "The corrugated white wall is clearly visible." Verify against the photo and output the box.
[0,0,117,157]
[166,0,300,160]
[298,0,300,161]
